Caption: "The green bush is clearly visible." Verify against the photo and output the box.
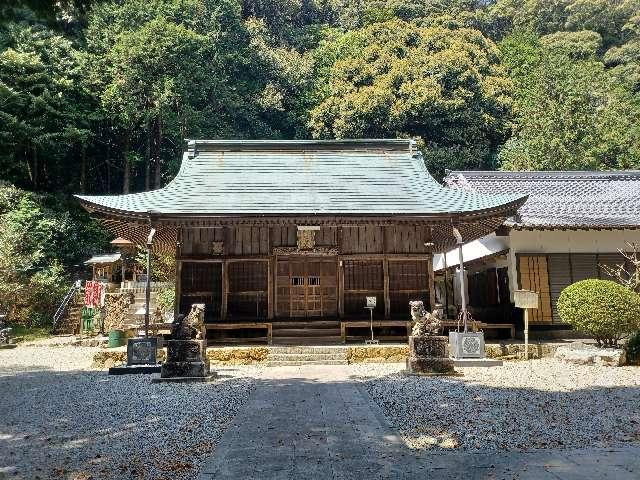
[157,287,175,316]
[557,279,640,347]
[626,332,640,365]
[0,184,109,326]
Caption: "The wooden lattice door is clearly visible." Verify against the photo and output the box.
[276,257,337,318]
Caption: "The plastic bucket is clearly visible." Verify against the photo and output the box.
[108,329,125,348]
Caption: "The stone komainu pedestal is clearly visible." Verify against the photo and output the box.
[406,336,455,375]
[161,339,210,378]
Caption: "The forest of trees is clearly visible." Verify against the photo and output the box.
[1,0,639,326]
[2,0,639,194]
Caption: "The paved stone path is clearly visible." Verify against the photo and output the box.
[199,366,640,480]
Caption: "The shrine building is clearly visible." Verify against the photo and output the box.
[75,139,526,344]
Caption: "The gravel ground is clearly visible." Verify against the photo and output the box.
[352,360,640,452]
[0,342,259,480]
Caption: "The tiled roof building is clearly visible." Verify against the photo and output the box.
[444,170,640,230]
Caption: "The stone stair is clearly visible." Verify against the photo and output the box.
[266,346,349,366]
[271,320,342,345]
[53,303,83,335]
[125,291,159,324]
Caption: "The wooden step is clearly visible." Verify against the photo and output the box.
[272,328,341,337]
[271,321,340,329]
[271,336,342,345]
[266,360,347,366]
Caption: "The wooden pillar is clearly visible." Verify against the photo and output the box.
[337,226,344,318]
[175,260,182,318]
[267,256,274,319]
[427,255,435,311]
[383,256,390,319]
[221,259,228,320]
[338,258,344,318]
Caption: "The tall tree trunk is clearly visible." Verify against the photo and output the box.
[154,115,162,189]
[145,118,152,191]
[106,155,111,193]
[123,132,131,194]
[80,145,87,194]
[32,145,38,189]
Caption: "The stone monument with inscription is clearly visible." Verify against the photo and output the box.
[406,301,455,375]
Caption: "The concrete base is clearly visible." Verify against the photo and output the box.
[452,358,503,367]
[0,343,17,349]
[152,373,217,384]
[108,364,162,375]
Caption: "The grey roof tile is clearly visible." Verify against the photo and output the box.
[76,140,525,218]
[444,170,640,229]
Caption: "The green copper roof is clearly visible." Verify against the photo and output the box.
[76,139,525,218]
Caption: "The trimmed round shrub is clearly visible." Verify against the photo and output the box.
[626,331,640,365]
[557,279,640,347]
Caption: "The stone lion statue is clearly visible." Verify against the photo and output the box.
[409,300,442,336]
[185,303,205,339]
[171,304,206,340]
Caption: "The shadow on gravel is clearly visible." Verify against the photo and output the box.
[1,367,640,480]
[0,368,255,480]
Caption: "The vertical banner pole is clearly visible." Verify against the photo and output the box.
[144,227,156,339]
[453,227,467,333]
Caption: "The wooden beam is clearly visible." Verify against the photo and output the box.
[383,256,390,319]
[267,256,274,320]
[177,256,271,262]
[338,259,344,318]
[175,260,182,318]
[221,260,228,320]
[338,253,431,261]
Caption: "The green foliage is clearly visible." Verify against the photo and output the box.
[157,287,176,316]
[498,29,640,170]
[135,248,176,283]
[1,0,639,189]
[625,331,640,365]
[0,184,110,325]
[308,20,514,177]
[6,323,52,342]
[557,279,640,347]
[0,21,90,191]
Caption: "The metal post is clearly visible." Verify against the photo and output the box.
[443,251,449,319]
[453,228,468,333]
[121,254,126,291]
[370,307,374,342]
[524,308,529,360]
[144,227,156,339]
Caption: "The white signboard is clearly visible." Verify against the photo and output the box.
[514,290,539,309]
[366,296,377,308]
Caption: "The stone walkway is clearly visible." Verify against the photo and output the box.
[199,366,640,480]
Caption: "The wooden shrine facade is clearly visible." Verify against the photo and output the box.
[177,224,436,322]
[75,139,528,333]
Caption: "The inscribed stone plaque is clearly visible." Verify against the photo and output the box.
[127,337,158,365]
